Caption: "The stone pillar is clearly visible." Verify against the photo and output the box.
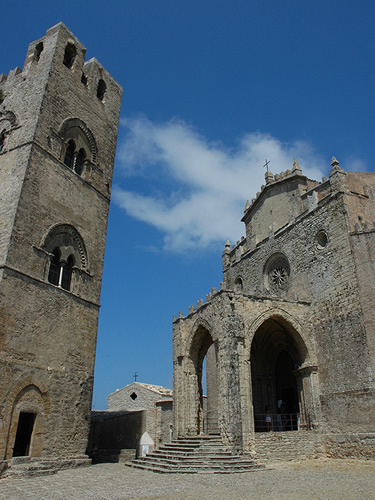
[296,365,321,429]
[238,340,254,452]
[206,343,219,434]
[217,317,245,453]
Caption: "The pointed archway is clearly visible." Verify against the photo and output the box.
[188,325,217,435]
[250,316,308,432]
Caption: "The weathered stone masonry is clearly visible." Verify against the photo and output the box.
[0,24,122,476]
[173,159,375,459]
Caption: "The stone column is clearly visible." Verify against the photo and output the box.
[237,340,254,452]
[296,365,321,429]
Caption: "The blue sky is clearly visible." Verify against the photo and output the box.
[2,1,375,408]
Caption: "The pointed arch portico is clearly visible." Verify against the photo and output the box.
[173,319,218,437]
[173,296,321,453]
[246,308,320,435]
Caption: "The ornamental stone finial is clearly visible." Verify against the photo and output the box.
[244,200,250,212]
[292,158,302,174]
[265,170,274,185]
[331,156,339,168]
[329,156,345,178]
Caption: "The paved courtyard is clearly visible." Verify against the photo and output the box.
[0,459,374,499]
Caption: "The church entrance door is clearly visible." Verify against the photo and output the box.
[250,317,307,432]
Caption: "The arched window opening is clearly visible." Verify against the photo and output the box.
[235,277,243,291]
[63,43,77,68]
[34,42,43,61]
[48,248,61,286]
[48,250,74,291]
[59,118,97,165]
[74,148,85,175]
[63,140,75,168]
[97,79,106,101]
[61,255,74,291]
[43,225,87,293]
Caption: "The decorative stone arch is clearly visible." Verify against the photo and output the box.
[59,117,97,164]
[2,379,50,461]
[247,308,320,433]
[42,223,88,271]
[247,308,316,364]
[174,318,221,437]
[40,224,88,292]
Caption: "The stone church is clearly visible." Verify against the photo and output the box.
[0,24,121,476]
[173,159,375,460]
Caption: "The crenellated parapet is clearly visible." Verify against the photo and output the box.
[173,282,227,322]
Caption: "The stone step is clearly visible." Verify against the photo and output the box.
[140,455,258,466]
[126,434,264,474]
[128,459,264,473]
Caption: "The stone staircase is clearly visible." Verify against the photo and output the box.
[126,435,264,474]
[254,430,322,463]
[2,456,91,479]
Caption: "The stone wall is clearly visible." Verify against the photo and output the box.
[87,410,145,463]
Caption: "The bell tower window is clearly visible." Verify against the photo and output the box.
[63,140,75,168]
[48,249,75,291]
[97,79,106,101]
[63,43,77,69]
[48,248,61,286]
[75,148,85,176]
[34,42,43,62]
[63,141,86,177]
[61,255,74,291]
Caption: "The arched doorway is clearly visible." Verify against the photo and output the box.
[250,316,307,432]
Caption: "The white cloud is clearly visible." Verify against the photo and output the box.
[113,116,327,252]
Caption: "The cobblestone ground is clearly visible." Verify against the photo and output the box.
[0,459,374,500]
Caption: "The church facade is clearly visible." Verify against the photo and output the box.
[173,159,375,459]
[0,24,121,476]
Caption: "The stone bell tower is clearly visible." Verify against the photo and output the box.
[0,23,122,476]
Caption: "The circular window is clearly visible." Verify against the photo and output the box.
[265,254,290,294]
[316,230,328,249]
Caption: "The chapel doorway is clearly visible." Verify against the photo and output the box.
[250,317,307,432]
[13,412,36,457]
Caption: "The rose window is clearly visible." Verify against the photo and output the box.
[266,255,290,293]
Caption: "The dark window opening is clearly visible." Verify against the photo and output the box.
[130,392,137,400]
[34,42,44,61]
[0,130,5,152]
[235,277,243,291]
[74,148,85,175]
[63,43,77,68]
[81,73,88,85]
[97,79,106,101]
[64,140,75,168]
[61,255,74,291]
[13,412,36,457]
[48,248,61,286]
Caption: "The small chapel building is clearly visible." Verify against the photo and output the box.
[173,158,375,460]
[107,382,174,449]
